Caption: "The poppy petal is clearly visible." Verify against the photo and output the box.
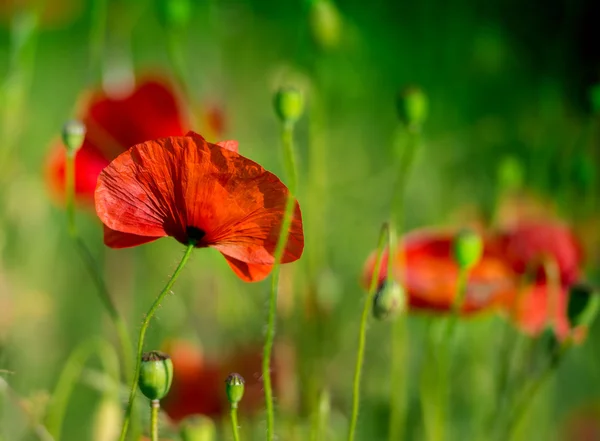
[222,255,274,282]
[216,140,239,153]
[362,229,516,314]
[45,143,110,203]
[185,130,238,153]
[103,225,162,248]
[96,135,305,274]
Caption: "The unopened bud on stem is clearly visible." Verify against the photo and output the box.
[62,120,86,154]
[138,351,173,401]
[225,373,245,409]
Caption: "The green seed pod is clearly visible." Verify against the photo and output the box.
[309,0,342,50]
[396,86,428,131]
[138,351,173,401]
[497,155,524,193]
[273,87,304,124]
[568,283,600,328]
[179,415,217,441]
[158,0,191,29]
[372,281,405,320]
[61,120,86,154]
[453,229,483,270]
[225,373,245,408]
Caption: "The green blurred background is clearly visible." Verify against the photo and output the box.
[0,0,599,440]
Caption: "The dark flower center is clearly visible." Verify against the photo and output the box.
[186,226,206,245]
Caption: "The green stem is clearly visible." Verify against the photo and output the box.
[88,0,108,83]
[347,223,390,441]
[388,316,408,441]
[64,153,134,380]
[119,244,195,441]
[504,344,569,440]
[230,405,241,441]
[387,125,420,441]
[263,120,299,441]
[445,267,469,339]
[45,338,119,439]
[150,400,160,441]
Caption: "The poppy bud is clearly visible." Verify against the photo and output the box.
[61,120,86,154]
[372,281,405,320]
[225,373,245,408]
[273,87,304,124]
[567,283,600,328]
[138,351,173,401]
[453,229,483,270]
[309,0,342,50]
[497,155,524,192]
[590,83,600,115]
[158,0,191,29]
[396,86,428,131]
[179,415,217,441]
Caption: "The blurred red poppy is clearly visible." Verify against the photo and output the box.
[362,229,517,314]
[161,340,275,422]
[95,131,304,282]
[496,221,583,287]
[46,79,187,204]
[496,221,586,340]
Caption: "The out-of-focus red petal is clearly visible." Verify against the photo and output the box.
[103,225,162,248]
[45,143,110,203]
[45,79,186,203]
[161,341,272,422]
[498,221,583,287]
[222,255,274,282]
[362,229,517,314]
[86,79,186,159]
[506,283,571,340]
[162,341,223,422]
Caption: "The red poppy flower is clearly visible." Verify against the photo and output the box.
[362,228,517,314]
[505,282,571,339]
[161,340,277,422]
[46,79,187,203]
[95,131,303,282]
[496,221,583,287]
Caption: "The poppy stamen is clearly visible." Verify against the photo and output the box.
[186,226,206,245]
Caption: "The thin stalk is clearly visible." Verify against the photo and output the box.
[505,344,569,440]
[88,0,108,83]
[64,152,134,379]
[347,223,390,441]
[445,267,469,339]
[150,400,160,441]
[387,128,419,441]
[230,405,241,441]
[45,338,119,439]
[119,244,195,441]
[263,120,299,441]
[388,316,408,441]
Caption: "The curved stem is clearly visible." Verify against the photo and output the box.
[263,120,299,441]
[347,223,390,441]
[118,244,195,441]
[64,153,134,379]
[504,344,569,440]
[45,337,119,439]
[150,400,160,441]
[230,405,241,441]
